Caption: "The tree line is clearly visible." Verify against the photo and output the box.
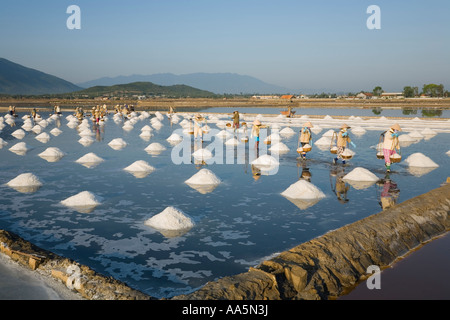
[371,84,447,98]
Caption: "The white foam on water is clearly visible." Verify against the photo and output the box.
[404,153,439,167]
[281,180,326,200]
[144,206,195,231]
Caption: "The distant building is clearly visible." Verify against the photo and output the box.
[280,95,295,100]
[381,92,404,99]
[356,92,373,99]
[251,95,280,100]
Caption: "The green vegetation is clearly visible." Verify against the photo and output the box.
[65,81,218,99]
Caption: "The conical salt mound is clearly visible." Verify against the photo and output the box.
[144,206,195,235]
[60,191,102,213]
[38,147,66,162]
[6,173,43,193]
[185,168,221,186]
[124,160,155,178]
[343,167,379,190]
[281,180,326,200]
[404,153,439,168]
[251,154,279,166]
[76,153,104,168]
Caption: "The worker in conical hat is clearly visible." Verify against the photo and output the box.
[381,123,401,173]
[232,111,240,130]
[251,119,268,149]
[298,122,314,160]
[193,114,206,142]
[333,123,354,165]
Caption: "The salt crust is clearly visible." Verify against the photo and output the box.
[185,168,221,185]
[281,180,326,200]
[145,207,194,231]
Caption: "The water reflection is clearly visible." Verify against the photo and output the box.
[330,167,350,204]
[377,174,400,210]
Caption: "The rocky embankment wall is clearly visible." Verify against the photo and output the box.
[173,183,450,300]
[1,183,449,300]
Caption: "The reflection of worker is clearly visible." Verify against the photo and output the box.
[331,168,350,204]
[379,174,400,210]
[297,160,311,181]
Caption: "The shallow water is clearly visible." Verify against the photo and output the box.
[0,111,449,298]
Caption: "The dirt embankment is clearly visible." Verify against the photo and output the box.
[1,97,450,113]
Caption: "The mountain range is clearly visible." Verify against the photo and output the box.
[76,73,293,95]
[0,58,82,95]
[0,57,293,96]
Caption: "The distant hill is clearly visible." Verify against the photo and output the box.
[0,58,82,95]
[77,73,292,95]
[71,81,217,98]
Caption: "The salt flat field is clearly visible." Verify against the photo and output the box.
[0,109,449,298]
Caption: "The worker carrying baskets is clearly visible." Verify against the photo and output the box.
[297,122,313,160]
[379,123,402,173]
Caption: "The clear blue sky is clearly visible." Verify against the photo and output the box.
[1,0,449,93]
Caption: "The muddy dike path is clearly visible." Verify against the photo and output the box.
[1,183,449,300]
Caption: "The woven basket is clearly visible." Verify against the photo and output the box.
[377,152,385,160]
[297,148,303,154]
[302,145,312,152]
[330,146,338,154]
[390,155,402,163]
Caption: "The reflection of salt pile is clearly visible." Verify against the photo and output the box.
[124,160,155,178]
[76,153,104,168]
[281,180,325,210]
[6,173,43,193]
[60,191,102,213]
[185,168,221,194]
[38,147,65,162]
[108,138,127,150]
[145,207,195,238]
[404,153,439,177]
[342,167,379,190]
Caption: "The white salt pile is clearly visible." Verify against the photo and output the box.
[421,128,437,136]
[270,142,290,153]
[11,129,26,139]
[341,148,355,159]
[38,147,65,162]
[9,142,28,155]
[281,180,326,200]
[78,136,95,147]
[50,128,62,136]
[225,138,240,146]
[342,167,379,190]
[6,173,43,193]
[0,138,7,148]
[446,150,450,156]
[60,191,102,213]
[351,126,366,135]
[192,148,213,160]
[76,153,104,168]
[314,136,332,146]
[31,125,42,134]
[144,207,195,232]
[167,133,183,142]
[322,129,335,137]
[124,160,155,174]
[251,154,280,166]
[310,125,323,135]
[145,142,166,153]
[216,130,232,139]
[35,132,51,143]
[279,127,295,135]
[108,138,127,150]
[408,131,424,139]
[185,168,221,186]
[404,153,439,167]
